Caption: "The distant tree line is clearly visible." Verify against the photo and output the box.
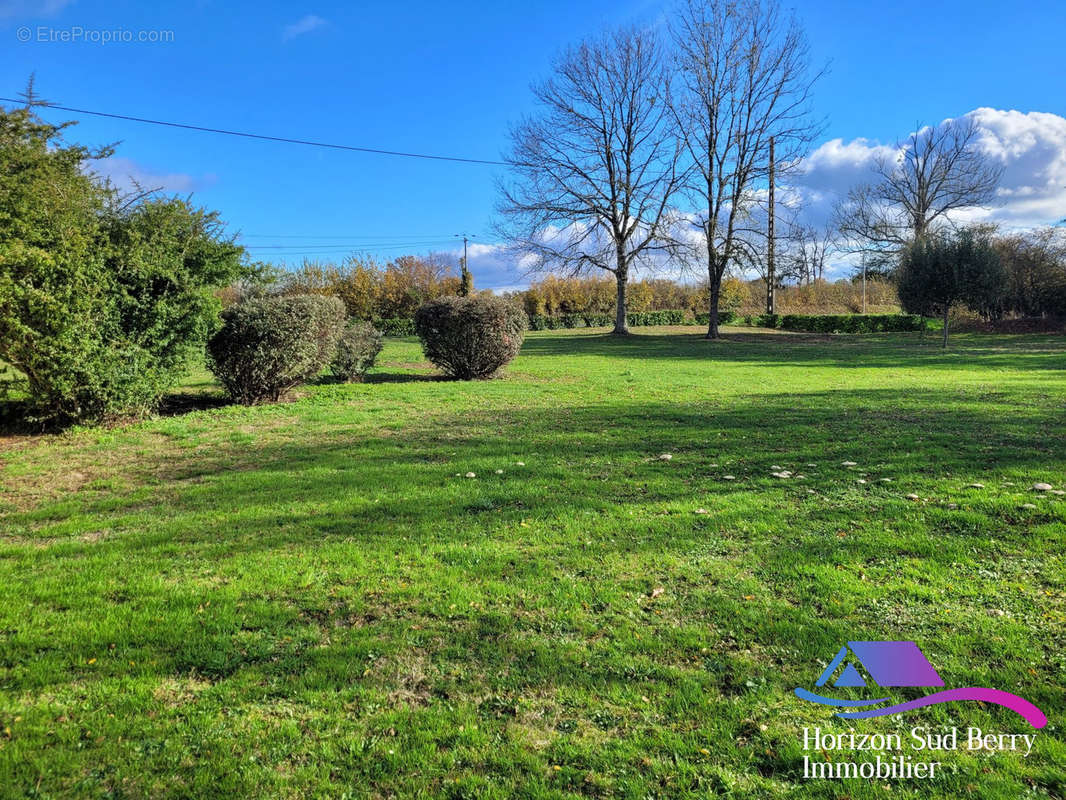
[258,263,902,321]
[509,274,900,318]
[238,254,468,321]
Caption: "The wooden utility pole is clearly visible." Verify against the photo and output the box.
[766,136,776,315]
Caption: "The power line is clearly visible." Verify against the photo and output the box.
[243,239,459,250]
[243,243,466,254]
[1,96,508,166]
[239,233,460,240]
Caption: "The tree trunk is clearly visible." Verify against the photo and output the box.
[942,305,950,349]
[612,269,629,335]
[706,276,721,339]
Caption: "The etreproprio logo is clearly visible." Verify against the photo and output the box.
[793,640,1047,729]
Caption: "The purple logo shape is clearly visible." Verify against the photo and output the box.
[794,640,1047,729]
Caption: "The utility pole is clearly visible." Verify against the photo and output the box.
[861,252,867,314]
[456,234,473,296]
[766,137,775,315]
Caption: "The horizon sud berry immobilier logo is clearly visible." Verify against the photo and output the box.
[792,641,1048,780]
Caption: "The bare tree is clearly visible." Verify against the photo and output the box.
[781,222,832,284]
[835,116,1003,262]
[670,0,823,338]
[497,27,684,335]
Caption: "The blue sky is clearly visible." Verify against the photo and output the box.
[2,0,1064,287]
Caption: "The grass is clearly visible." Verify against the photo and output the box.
[0,326,1064,799]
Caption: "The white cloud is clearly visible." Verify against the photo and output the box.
[282,14,326,41]
[795,137,897,195]
[787,108,1066,235]
[0,0,71,20]
[91,156,216,194]
[968,108,1066,228]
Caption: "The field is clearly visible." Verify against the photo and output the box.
[1,327,1064,798]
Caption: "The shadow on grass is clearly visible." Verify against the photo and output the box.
[16,387,1062,556]
[364,371,444,384]
[2,382,1063,787]
[156,391,231,417]
[520,329,1066,371]
[0,400,51,436]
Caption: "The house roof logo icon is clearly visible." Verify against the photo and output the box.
[816,641,943,688]
[794,640,1047,728]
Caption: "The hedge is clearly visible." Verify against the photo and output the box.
[693,311,738,326]
[698,312,925,332]
[529,309,691,329]
[777,314,926,333]
[393,310,927,335]
[372,317,417,337]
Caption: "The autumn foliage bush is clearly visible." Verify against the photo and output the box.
[414,296,527,379]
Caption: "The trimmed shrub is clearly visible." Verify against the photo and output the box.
[331,322,383,382]
[207,294,346,404]
[373,317,416,337]
[414,296,527,379]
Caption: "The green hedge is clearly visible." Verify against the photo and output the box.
[628,310,687,326]
[777,314,925,333]
[693,311,738,326]
[372,317,417,337]
[530,309,691,329]
[410,310,927,335]
[694,312,925,332]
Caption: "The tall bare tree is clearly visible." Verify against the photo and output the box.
[781,222,833,284]
[835,116,1003,262]
[670,0,823,338]
[497,27,684,335]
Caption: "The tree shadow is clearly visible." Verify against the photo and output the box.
[0,400,52,436]
[519,329,1066,372]
[13,387,1063,556]
[364,371,444,384]
[2,383,1063,788]
[155,391,231,417]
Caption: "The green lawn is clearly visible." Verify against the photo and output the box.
[1,327,1064,798]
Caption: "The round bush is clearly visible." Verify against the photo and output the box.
[331,322,383,382]
[206,294,346,404]
[414,296,527,379]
